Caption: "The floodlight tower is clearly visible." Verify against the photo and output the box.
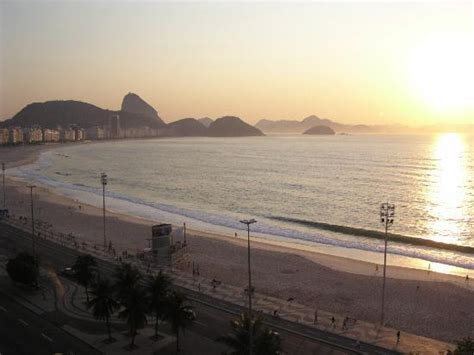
[380,202,395,326]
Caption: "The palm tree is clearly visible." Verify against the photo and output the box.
[166,290,194,352]
[73,254,97,302]
[146,271,173,339]
[118,285,149,349]
[217,313,282,355]
[114,263,141,303]
[87,277,119,343]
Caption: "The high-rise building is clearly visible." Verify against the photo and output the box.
[0,129,9,145]
[9,127,23,144]
[108,114,121,138]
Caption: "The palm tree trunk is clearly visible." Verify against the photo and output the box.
[131,330,136,348]
[106,315,112,342]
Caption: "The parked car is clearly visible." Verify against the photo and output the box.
[183,308,196,321]
[59,267,75,278]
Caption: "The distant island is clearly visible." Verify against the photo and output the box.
[303,125,336,135]
[256,115,372,134]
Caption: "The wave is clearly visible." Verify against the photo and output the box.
[269,216,474,254]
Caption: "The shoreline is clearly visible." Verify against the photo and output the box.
[2,143,474,342]
[3,142,473,281]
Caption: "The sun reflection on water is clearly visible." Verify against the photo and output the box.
[428,133,468,245]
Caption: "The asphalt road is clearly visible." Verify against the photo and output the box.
[0,221,399,354]
[0,291,101,355]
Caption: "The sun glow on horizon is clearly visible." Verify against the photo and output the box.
[407,34,474,113]
[428,133,468,244]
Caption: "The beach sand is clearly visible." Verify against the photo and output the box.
[1,144,473,343]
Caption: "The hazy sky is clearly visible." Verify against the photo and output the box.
[1,1,473,125]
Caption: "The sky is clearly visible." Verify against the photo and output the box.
[0,1,473,125]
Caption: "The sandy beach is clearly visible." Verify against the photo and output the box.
[1,144,473,343]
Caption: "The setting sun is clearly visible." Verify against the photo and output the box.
[407,34,474,112]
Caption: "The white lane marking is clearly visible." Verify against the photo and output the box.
[41,333,53,342]
[18,318,29,326]
[0,305,6,312]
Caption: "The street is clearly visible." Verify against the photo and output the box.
[0,291,101,355]
[0,222,395,354]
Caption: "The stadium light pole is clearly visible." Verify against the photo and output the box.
[101,172,108,249]
[239,218,257,355]
[27,185,37,257]
[379,202,395,326]
[2,162,5,209]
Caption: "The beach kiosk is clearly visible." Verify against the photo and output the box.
[151,224,172,266]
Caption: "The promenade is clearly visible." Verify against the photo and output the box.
[0,215,456,354]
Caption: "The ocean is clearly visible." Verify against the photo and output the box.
[10,134,474,272]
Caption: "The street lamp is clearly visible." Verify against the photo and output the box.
[27,185,37,256]
[2,162,5,209]
[101,172,108,249]
[379,202,395,326]
[239,218,257,355]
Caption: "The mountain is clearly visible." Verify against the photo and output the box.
[0,100,167,129]
[198,117,213,128]
[207,116,264,137]
[255,115,373,134]
[167,118,207,136]
[121,92,165,125]
[303,125,336,135]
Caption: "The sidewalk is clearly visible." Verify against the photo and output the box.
[2,216,456,354]
[0,260,175,355]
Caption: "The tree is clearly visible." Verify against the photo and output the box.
[118,285,149,349]
[146,271,173,339]
[114,263,141,303]
[448,337,474,355]
[73,254,97,302]
[87,277,119,343]
[166,291,194,352]
[6,252,39,288]
[217,313,282,355]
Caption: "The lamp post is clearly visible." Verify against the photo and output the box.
[101,173,108,249]
[2,162,5,209]
[379,202,395,326]
[27,185,37,256]
[239,218,257,355]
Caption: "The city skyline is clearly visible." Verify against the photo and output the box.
[1,1,473,125]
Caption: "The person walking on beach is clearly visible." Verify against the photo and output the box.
[198,283,201,292]
[342,317,347,330]
[396,330,400,345]
[313,310,318,324]
[331,316,335,328]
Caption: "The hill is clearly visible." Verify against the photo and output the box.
[207,116,264,137]
[303,125,336,135]
[167,118,208,136]
[121,92,165,125]
[256,115,373,134]
[0,99,166,129]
